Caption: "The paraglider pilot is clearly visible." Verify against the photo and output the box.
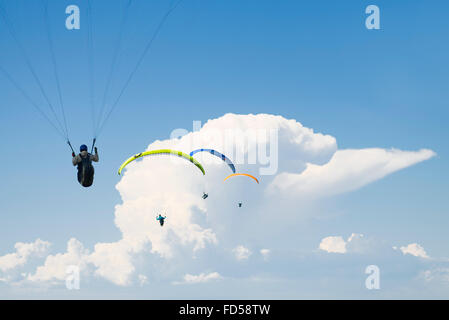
[72,144,99,188]
[156,214,167,227]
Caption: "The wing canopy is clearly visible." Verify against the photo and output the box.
[224,173,259,184]
[118,149,205,175]
[189,149,236,173]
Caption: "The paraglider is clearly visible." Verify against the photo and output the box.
[224,173,259,207]
[118,150,205,226]
[118,149,205,176]
[156,214,167,227]
[72,144,99,188]
[0,1,184,189]
[189,149,236,199]
[189,149,236,173]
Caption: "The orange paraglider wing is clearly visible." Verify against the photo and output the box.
[224,173,259,184]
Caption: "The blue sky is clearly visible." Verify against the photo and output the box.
[0,0,448,299]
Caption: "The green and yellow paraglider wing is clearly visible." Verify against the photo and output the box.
[118,149,205,175]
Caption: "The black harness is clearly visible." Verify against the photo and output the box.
[77,153,95,188]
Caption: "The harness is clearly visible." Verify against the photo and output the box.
[77,153,95,187]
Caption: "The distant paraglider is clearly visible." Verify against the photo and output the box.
[189,149,237,200]
[117,147,262,211]
[156,214,167,227]
[224,173,259,208]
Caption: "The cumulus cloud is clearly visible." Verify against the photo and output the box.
[173,272,223,285]
[0,239,50,273]
[269,148,436,199]
[233,245,252,260]
[319,233,368,254]
[27,238,89,284]
[319,236,347,254]
[398,243,429,259]
[5,113,435,287]
[26,238,140,287]
[87,240,136,286]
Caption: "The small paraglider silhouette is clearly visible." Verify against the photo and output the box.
[156,214,167,227]
[238,203,242,208]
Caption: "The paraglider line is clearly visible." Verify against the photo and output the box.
[41,0,70,140]
[96,0,185,138]
[0,65,67,141]
[95,0,133,137]
[0,2,69,140]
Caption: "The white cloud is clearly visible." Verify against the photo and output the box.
[7,113,435,287]
[25,238,139,287]
[260,249,271,260]
[347,233,362,242]
[420,268,449,283]
[27,238,89,284]
[319,233,368,254]
[233,245,252,260]
[268,148,435,199]
[0,239,50,273]
[319,234,432,263]
[87,240,136,286]
[319,236,347,254]
[345,233,372,253]
[173,272,223,285]
[398,243,429,259]
[138,274,148,286]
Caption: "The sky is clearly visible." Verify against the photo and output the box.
[0,0,448,299]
